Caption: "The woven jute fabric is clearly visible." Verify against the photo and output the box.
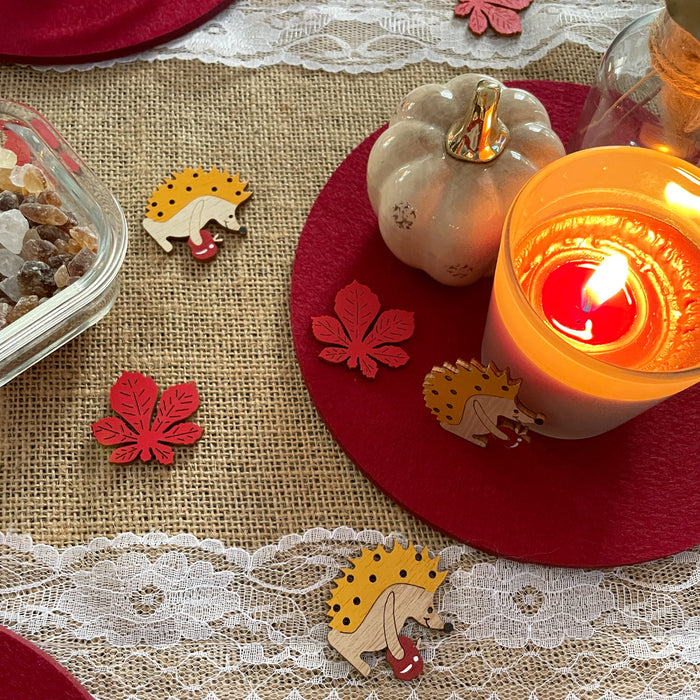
[0,44,598,552]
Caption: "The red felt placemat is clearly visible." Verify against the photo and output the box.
[0,0,234,65]
[290,80,700,568]
[0,626,92,699]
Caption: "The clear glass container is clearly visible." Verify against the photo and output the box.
[570,7,700,165]
[482,146,700,439]
[0,100,127,386]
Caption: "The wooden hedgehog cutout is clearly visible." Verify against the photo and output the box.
[143,167,251,261]
[424,358,545,448]
[327,542,452,680]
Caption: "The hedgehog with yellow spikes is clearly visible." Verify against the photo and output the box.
[326,542,452,679]
[423,358,544,447]
[142,167,251,260]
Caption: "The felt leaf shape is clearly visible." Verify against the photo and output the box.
[92,372,202,465]
[1,124,32,166]
[311,280,414,379]
[454,0,533,36]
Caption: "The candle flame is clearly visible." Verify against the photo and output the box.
[582,254,629,311]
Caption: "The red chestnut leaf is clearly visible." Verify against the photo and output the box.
[151,382,199,432]
[109,444,141,465]
[151,443,175,465]
[364,309,415,347]
[91,416,138,445]
[334,280,380,341]
[160,422,204,445]
[93,372,202,465]
[454,0,477,16]
[368,345,411,368]
[311,280,414,379]
[487,5,523,34]
[469,7,489,34]
[359,357,378,380]
[455,0,532,35]
[109,372,158,434]
[319,346,351,364]
[311,316,350,346]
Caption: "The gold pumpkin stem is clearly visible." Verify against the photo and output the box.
[446,79,510,163]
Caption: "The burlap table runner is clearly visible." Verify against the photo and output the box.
[0,45,598,552]
[4,45,700,700]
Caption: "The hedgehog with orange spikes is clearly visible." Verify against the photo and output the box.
[142,167,251,260]
[327,542,452,679]
[423,358,545,447]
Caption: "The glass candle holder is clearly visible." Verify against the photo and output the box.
[481,146,700,439]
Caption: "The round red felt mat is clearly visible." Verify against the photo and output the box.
[0,0,234,65]
[290,80,700,568]
[0,626,92,700]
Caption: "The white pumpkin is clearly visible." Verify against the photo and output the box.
[367,74,565,286]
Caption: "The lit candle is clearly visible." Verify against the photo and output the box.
[542,254,633,342]
[482,147,700,439]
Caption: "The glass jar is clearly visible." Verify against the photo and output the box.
[0,100,127,386]
[570,2,700,165]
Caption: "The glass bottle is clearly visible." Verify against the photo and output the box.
[569,0,700,165]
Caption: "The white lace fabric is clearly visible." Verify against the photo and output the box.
[39,0,665,73]
[1,529,699,699]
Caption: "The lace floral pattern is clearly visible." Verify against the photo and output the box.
[57,552,243,646]
[444,560,614,647]
[1,528,699,699]
[40,0,664,73]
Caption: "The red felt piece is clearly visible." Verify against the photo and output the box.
[92,371,202,464]
[455,0,533,35]
[0,626,92,700]
[0,0,235,65]
[290,80,700,568]
[311,280,414,380]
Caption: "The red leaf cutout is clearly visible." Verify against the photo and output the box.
[93,372,202,465]
[151,382,199,433]
[109,372,158,434]
[468,7,489,34]
[454,0,476,17]
[334,280,380,342]
[160,422,204,445]
[486,5,523,34]
[359,356,378,380]
[455,0,532,35]
[150,443,175,465]
[91,417,137,445]
[311,280,414,379]
[319,346,351,364]
[109,445,141,464]
[311,316,350,346]
[368,345,410,368]
[364,309,415,348]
